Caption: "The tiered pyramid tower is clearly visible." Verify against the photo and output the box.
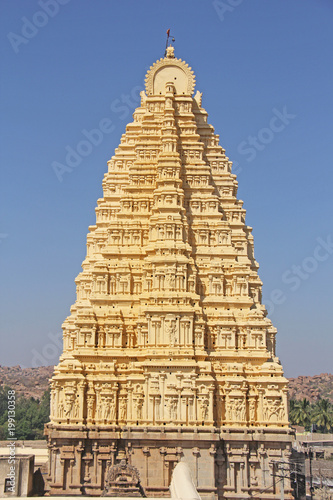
[45,47,293,499]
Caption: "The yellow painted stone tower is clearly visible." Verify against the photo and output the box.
[45,46,293,499]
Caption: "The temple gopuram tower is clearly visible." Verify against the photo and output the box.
[45,46,293,499]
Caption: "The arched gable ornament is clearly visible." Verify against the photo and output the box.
[145,49,196,97]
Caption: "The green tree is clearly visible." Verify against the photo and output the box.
[0,386,8,424]
[0,387,51,440]
[289,398,312,430]
[311,399,333,433]
[38,388,51,426]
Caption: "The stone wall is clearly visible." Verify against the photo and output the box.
[0,455,34,497]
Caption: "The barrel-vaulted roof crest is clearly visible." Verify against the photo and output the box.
[145,48,196,96]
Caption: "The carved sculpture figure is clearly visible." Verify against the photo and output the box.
[199,397,209,420]
[87,396,94,420]
[249,398,256,421]
[233,398,245,421]
[168,397,178,421]
[165,319,177,346]
[119,398,127,420]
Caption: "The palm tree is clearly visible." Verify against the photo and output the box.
[289,398,311,429]
[289,399,297,414]
[311,399,333,433]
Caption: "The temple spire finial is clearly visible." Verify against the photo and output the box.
[164,28,175,57]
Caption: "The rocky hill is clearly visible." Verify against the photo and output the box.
[0,365,54,399]
[0,366,332,403]
[288,373,333,403]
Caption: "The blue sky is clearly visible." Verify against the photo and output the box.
[0,0,332,377]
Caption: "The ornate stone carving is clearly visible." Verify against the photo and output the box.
[145,54,195,96]
[102,458,144,497]
[263,397,286,422]
[198,396,209,421]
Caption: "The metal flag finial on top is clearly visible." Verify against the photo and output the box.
[164,29,175,56]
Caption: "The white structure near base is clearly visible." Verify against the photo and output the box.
[170,461,201,500]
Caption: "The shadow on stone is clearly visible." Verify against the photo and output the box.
[33,467,45,496]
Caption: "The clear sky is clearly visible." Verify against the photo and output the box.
[0,0,332,377]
